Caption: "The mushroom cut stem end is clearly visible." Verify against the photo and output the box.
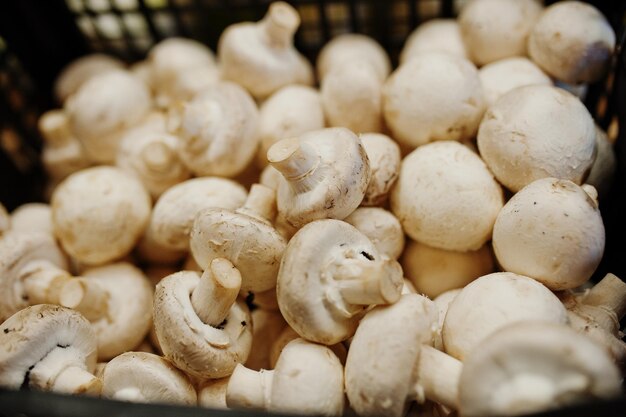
[336,258,403,306]
[261,2,300,48]
[268,138,319,183]
[59,278,109,321]
[191,258,242,327]
[52,366,102,396]
[141,141,176,172]
[583,273,626,320]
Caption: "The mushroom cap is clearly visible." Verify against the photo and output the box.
[478,57,552,107]
[391,141,503,252]
[0,233,68,321]
[257,85,325,168]
[433,289,462,351]
[345,294,438,417]
[10,203,54,238]
[190,207,287,293]
[269,338,344,416]
[272,127,370,229]
[149,177,247,251]
[442,272,569,360]
[492,178,605,290]
[102,351,196,405]
[317,34,390,82]
[477,85,596,192]
[0,305,97,390]
[198,377,230,409]
[401,240,494,299]
[459,0,543,66]
[344,207,405,260]
[218,2,313,99]
[154,271,252,379]
[400,19,468,64]
[587,126,617,199]
[54,53,124,103]
[78,263,153,360]
[66,70,151,163]
[528,1,615,84]
[459,321,622,417]
[51,166,151,265]
[174,82,259,177]
[277,219,402,345]
[359,133,401,207]
[383,53,485,149]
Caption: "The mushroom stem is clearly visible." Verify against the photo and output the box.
[21,260,73,305]
[583,273,626,320]
[30,346,101,395]
[413,345,462,410]
[236,184,277,222]
[191,258,242,327]
[335,257,403,306]
[52,366,103,396]
[226,364,273,411]
[112,387,146,402]
[59,278,110,321]
[268,138,320,193]
[141,141,175,173]
[260,2,299,48]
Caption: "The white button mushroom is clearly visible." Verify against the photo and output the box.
[359,133,401,207]
[54,53,124,103]
[391,141,503,252]
[65,70,152,164]
[316,34,391,82]
[528,1,615,84]
[268,325,348,370]
[256,85,325,168]
[171,82,259,178]
[442,272,569,361]
[0,305,100,395]
[245,309,288,371]
[459,321,622,416]
[277,219,404,345]
[102,352,197,405]
[459,0,543,66]
[477,85,596,192]
[400,19,468,64]
[383,53,485,149]
[492,178,605,290]
[198,377,230,409]
[190,184,286,293]
[587,126,616,200]
[345,294,462,416]
[148,177,247,251]
[153,260,252,379]
[227,338,344,416]
[10,203,54,238]
[269,128,370,229]
[401,240,494,299]
[344,207,405,261]
[218,2,313,99]
[51,166,151,265]
[433,289,462,351]
[478,57,552,107]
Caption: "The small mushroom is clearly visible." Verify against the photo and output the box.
[198,377,230,409]
[148,177,247,251]
[391,141,503,252]
[492,178,605,290]
[459,321,622,416]
[227,338,344,416]
[459,0,543,66]
[54,53,124,103]
[477,85,596,192]
[401,240,494,299]
[344,207,405,260]
[153,260,252,379]
[442,272,569,361]
[587,126,617,200]
[256,85,325,168]
[359,133,401,207]
[383,53,485,149]
[400,19,468,64]
[345,294,462,416]
[51,166,151,265]
[65,70,152,164]
[0,305,100,395]
[10,203,54,238]
[528,1,615,84]
[171,82,259,178]
[190,184,286,293]
[218,2,313,99]
[478,57,552,107]
[433,289,462,351]
[269,128,370,229]
[102,352,196,405]
[277,219,404,345]
[245,309,288,371]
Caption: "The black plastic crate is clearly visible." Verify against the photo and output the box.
[0,1,625,416]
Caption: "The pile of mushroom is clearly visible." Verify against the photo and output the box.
[1,1,624,416]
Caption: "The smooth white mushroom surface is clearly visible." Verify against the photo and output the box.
[391,141,503,252]
[400,19,468,64]
[54,53,124,103]
[492,178,605,290]
[383,52,485,149]
[477,85,596,192]
[344,207,405,260]
[528,1,616,84]
[360,132,401,207]
[10,203,54,238]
